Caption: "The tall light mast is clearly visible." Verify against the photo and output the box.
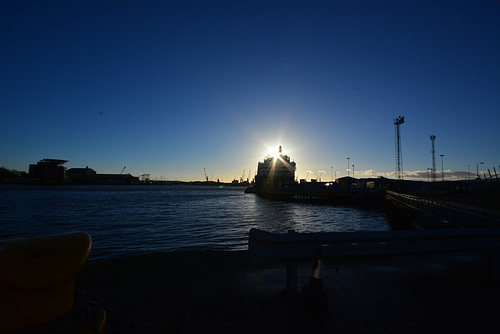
[430,135,436,182]
[394,116,404,180]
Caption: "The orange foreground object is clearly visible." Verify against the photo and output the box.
[0,232,92,333]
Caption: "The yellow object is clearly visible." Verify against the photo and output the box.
[0,232,92,333]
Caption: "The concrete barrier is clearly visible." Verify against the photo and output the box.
[249,228,500,294]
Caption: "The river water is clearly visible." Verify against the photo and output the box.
[0,184,389,262]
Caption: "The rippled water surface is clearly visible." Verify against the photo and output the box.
[1,184,389,261]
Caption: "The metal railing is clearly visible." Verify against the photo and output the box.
[248,228,500,294]
[386,190,500,228]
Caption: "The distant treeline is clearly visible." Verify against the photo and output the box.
[0,167,28,183]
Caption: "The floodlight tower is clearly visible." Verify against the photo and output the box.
[430,135,436,182]
[394,116,405,180]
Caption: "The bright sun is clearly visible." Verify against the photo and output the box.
[266,145,285,158]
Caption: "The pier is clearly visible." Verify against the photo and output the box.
[253,176,500,230]
[259,189,384,203]
[76,248,500,333]
[386,190,500,230]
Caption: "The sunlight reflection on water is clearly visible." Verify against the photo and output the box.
[1,184,388,261]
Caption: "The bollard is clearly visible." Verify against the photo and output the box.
[301,249,328,314]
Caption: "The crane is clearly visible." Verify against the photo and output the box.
[314,171,324,182]
[121,166,126,174]
[240,169,245,183]
[203,168,209,182]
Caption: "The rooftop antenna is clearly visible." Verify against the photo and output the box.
[430,135,436,182]
[394,116,404,180]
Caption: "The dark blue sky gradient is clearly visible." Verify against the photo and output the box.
[1,1,499,181]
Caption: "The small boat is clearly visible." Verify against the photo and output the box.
[244,185,257,193]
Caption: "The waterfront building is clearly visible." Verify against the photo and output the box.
[83,173,140,185]
[28,159,67,184]
[66,167,96,183]
[337,176,360,190]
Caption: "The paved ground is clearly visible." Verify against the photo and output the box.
[76,250,500,334]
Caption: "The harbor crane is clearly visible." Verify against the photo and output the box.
[240,169,245,183]
[203,168,209,182]
[314,171,324,182]
[121,166,126,174]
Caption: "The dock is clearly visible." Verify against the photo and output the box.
[386,190,500,229]
[76,249,500,333]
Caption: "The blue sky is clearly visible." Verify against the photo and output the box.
[1,0,499,181]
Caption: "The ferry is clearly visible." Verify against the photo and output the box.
[254,146,297,194]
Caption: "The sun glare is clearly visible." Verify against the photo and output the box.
[266,145,286,158]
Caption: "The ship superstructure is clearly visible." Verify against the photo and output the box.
[255,146,297,194]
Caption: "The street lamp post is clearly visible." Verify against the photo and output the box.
[331,166,333,181]
[477,162,484,179]
[352,165,355,178]
[347,157,350,177]
[440,154,444,181]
